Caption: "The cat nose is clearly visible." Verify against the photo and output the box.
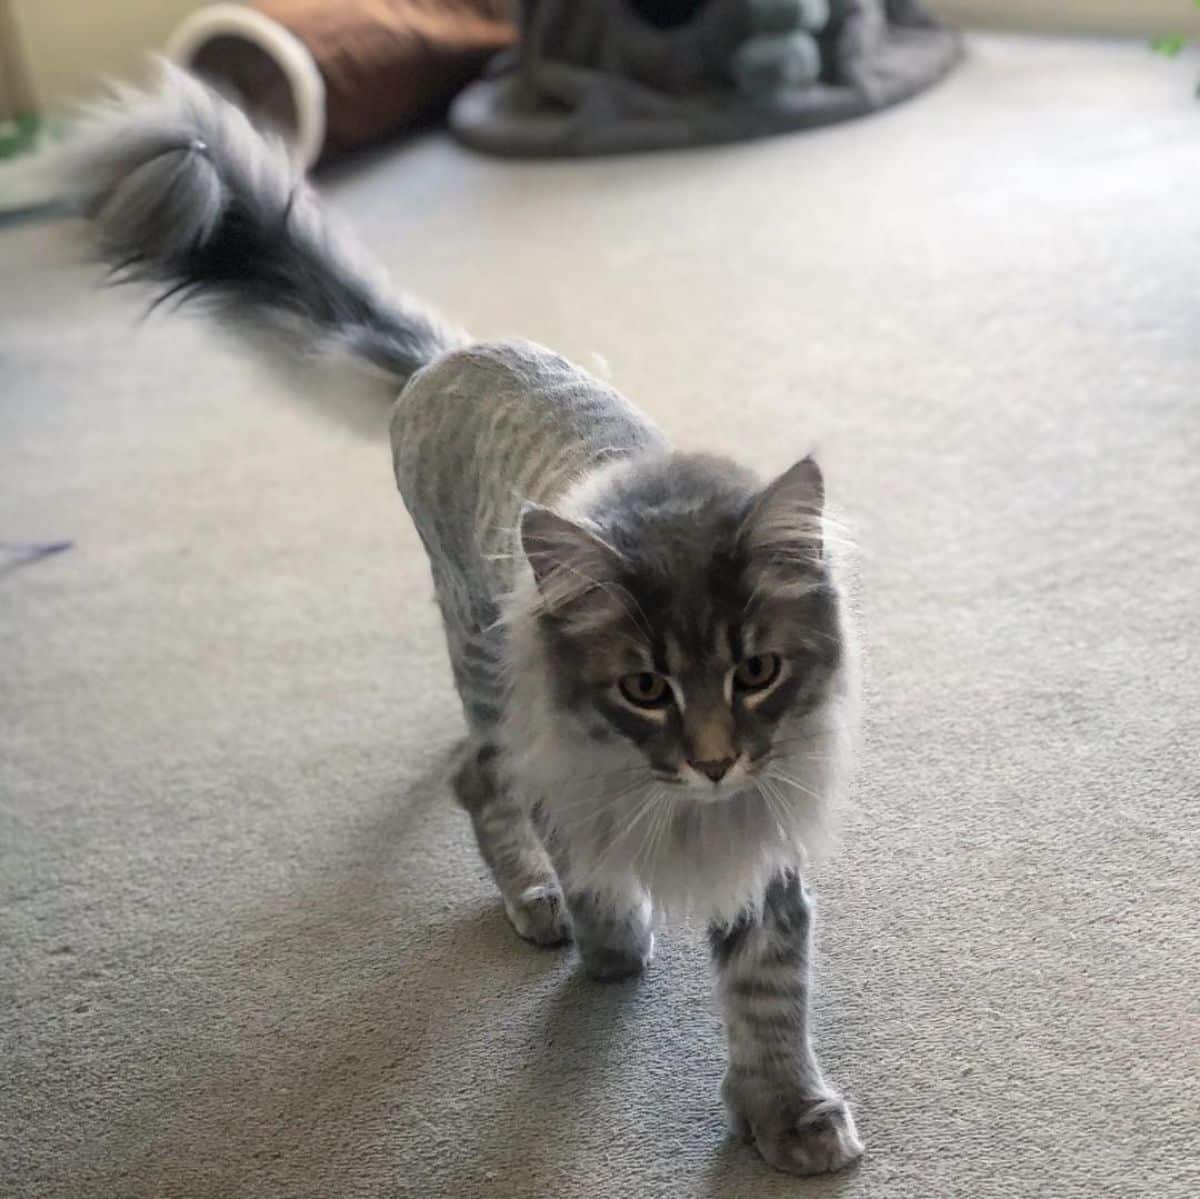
[691,757,734,783]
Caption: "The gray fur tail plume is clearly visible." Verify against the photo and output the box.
[64,63,463,386]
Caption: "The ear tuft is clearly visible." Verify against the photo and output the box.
[740,455,825,564]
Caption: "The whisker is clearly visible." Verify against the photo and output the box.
[518,763,647,793]
[606,788,661,865]
[754,779,790,840]
[765,769,825,804]
[630,788,663,871]
[571,785,662,891]
[637,787,673,876]
[545,775,651,819]
[760,736,839,752]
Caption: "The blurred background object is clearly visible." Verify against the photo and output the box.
[4,1,1200,177]
[0,0,56,212]
[449,0,962,157]
[166,0,514,167]
[1,0,1198,211]
[0,0,37,126]
[2,0,515,173]
[6,1,205,113]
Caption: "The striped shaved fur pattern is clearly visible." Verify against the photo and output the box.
[65,65,865,1177]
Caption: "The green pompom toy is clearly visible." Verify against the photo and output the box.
[733,32,823,94]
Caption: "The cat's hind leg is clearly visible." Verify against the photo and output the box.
[452,740,570,947]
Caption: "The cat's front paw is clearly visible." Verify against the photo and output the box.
[504,885,571,947]
[723,1078,863,1176]
[759,1099,862,1176]
[568,891,654,982]
[579,931,655,983]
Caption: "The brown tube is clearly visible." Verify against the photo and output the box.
[168,0,514,166]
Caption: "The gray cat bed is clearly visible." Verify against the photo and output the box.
[450,0,961,157]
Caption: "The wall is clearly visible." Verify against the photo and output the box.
[928,0,1200,37]
[10,0,221,110]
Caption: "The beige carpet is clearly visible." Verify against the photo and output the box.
[2,33,1197,1199]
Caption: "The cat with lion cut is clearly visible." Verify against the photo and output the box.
[65,66,864,1176]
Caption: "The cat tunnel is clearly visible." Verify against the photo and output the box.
[164,1,514,166]
[165,0,960,164]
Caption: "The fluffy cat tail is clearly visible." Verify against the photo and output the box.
[63,62,463,387]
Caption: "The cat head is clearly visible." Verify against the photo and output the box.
[518,452,844,804]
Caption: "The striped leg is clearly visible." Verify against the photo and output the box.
[443,612,569,949]
[452,740,569,947]
[709,872,863,1176]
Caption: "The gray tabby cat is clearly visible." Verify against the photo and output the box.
[66,67,863,1176]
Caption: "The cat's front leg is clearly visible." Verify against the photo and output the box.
[709,871,862,1176]
[568,886,655,982]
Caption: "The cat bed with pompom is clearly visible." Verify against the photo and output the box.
[450,0,962,157]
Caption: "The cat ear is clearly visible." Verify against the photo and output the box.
[739,456,825,567]
[519,503,626,617]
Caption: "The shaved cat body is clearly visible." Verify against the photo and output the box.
[66,66,864,1177]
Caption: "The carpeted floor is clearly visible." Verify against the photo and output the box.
[2,33,1197,1199]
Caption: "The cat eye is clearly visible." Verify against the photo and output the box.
[618,672,671,709]
[733,654,781,693]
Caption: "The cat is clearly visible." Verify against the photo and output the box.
[65,66,863,1177]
